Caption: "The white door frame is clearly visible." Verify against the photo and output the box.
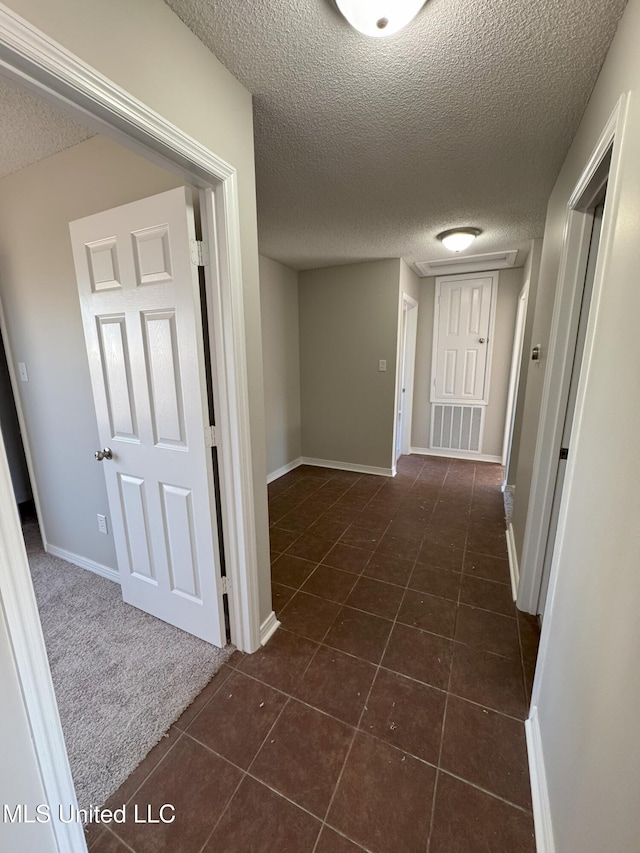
[0,7,262,853]
[517,95,628,615]
[501,277,530,469]
[394,292,418,461]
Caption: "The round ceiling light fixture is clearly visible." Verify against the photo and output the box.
[335,0,427,38]
[437,227,482,253]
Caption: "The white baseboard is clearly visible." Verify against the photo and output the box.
[526,707,555,853]
[411,447,502,464]
[505,523,519,601]
[267,457,303,484]
[259,610,280,646]
[300,457,395,478]
[45,544,120,584]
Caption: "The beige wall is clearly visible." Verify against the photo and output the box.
[411,269,522,457]
[520,0,640,849]
[259,255,302,476]
[4,0,272,621]
[299,259,401,472]
[0,136,182,567]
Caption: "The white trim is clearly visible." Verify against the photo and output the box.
[0,8,264,852]
[267,457,303,484]
[517,95,628,614]
[505,524,519,601]
[300,457,395,478]
[45,545,119,584]
[0,6,236,186]
[526,707,556,853]
[502,278,530,467]
[200,187,261,654]
[0,6,260,649]
[0,443,81,852]
[259,611,281,646]
[413,250,518,277]
[411,446,502,464]
[394,293,419,463]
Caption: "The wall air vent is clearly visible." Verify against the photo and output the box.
[430,404,484,453]
[413,250,518,278]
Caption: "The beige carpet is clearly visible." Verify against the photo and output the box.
[24,523,233,809]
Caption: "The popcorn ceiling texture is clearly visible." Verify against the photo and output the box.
[0,75,93,179]
[165,0,626,270]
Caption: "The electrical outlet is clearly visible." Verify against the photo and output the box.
[378,359,387,372]
[97,514,108,535]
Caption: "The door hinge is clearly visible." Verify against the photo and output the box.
[190,239,210,267]
[219,576,230,595]
[205,425,218,447]
[559,447,569,460]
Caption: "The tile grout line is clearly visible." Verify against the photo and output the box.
[232,644,529,726]
[310,457,439,853]
[195,470,376,853]
[198,466,363,853]
[426,457,458,853]
[267,459,531,851]
[104,663,238,852]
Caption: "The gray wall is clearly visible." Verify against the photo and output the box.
[411,268,522,457]
[299,259,401,472]
[515,0,640,848]
[259,255,302,476]
[5,0,272,623]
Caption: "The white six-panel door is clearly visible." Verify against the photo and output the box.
[69,187,225,646]
[432,273,496,403]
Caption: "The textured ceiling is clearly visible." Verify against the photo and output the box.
[165,0,626,270]
[0,75,93,179]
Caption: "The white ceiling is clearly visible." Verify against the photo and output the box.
[164,0,627,270]
[0,75,93,179]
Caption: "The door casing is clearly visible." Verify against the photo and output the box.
[517,97,627,618]
[394,292,418,461]
[0,9,266,853]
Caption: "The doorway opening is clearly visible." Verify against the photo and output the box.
[0,326,34,520]
[537,195,605,614]
[0,19,264,847]
[517,103,620,619]
[395,293,418,462]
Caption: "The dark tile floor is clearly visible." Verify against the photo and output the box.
[88,456,540,853]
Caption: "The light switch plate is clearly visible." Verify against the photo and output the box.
[378,359,387,372]
[18,362,28,382]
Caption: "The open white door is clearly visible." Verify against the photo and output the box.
[69,187,226,646]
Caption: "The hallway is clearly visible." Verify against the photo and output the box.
[88,456,539,853]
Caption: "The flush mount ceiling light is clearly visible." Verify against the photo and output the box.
[437,228,482,252]
[335,0,427,38]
